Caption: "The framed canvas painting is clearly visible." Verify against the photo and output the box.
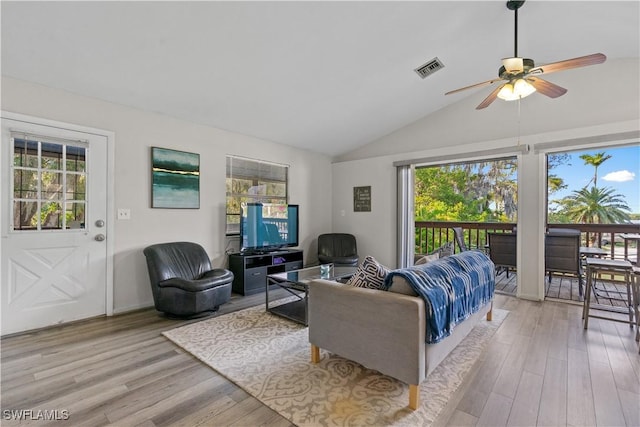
[151,147,200,209]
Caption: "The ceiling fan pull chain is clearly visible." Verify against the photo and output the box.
[517,98,522,144]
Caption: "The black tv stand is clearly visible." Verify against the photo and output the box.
[229,249,303,295]
[240,249,279,256]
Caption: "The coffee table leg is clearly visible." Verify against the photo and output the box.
[265,277,271,313]
[304,287,309,326]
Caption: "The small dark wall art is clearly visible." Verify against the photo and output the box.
[353,186,371,212]
[151,147,200,209]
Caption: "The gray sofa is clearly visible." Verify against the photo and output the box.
[308,252,494,410]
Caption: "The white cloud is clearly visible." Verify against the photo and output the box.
[602,170,635,182]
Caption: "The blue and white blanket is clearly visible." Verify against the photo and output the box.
[383,250,495,343]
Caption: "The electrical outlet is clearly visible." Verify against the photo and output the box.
[117,208,131,220]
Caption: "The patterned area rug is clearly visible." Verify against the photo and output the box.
[163,301,508,426]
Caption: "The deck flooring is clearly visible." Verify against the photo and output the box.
[496,269,632,309]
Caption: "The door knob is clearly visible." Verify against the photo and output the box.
[95,234,106,241]
[95,219,105,228]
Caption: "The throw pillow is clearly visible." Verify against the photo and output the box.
[346,255,391,290]
[429,241,454,258]
[387,276,418,296]
[415,253,439,265]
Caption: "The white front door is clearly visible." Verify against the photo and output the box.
[1,115,110,335]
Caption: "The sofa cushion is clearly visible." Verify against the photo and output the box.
[346,255,391,290]
[387,253,439,295]
[429,241,454,258]
[415,253,439,265]
[387,276,419,296]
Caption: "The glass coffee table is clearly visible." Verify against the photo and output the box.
[266,264,357,325]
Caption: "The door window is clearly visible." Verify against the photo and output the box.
[12,134,87,231]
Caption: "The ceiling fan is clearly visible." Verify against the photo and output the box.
[445,0,606,110]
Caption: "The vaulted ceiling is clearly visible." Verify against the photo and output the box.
[2,1,639,156]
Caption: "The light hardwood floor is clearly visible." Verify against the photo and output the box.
[434,294,640,426]
[2,291,639,426]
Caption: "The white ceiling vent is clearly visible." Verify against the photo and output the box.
[414,57,444,79]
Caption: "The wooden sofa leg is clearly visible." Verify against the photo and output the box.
[311,344,320,363]
[409,384,419,410]
[486,302,493,321]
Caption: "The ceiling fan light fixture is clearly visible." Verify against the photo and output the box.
[497,78,536,101]
[502,57,524,73]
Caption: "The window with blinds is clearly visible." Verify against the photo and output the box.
[226,156,289,235]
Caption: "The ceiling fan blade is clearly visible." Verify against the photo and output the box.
[527,77,567,98]
[528,53,606,75]
[476,83,506,110]
[445,78,503,96]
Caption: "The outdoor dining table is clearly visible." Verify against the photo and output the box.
[579,246,608,258]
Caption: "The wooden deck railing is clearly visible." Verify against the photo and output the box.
[415,221,639,261]
[415,221,514,254]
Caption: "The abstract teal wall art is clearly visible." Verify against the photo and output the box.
[151,147,200,209]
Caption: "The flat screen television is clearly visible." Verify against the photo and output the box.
[240,203,299,253]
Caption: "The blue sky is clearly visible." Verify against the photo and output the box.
[548,145,640,214]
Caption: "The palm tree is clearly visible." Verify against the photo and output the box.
[547,175,566,194]
[579,152,612,188]
[561,186,630,224]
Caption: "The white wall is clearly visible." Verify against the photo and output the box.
[332,156,398,268]
[332,58,640,300]
[1,76,333,313]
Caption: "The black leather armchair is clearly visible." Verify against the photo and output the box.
[317,233,359,266]
[143,242,233,317]
[487,232,517,277]
[545,228,583,298]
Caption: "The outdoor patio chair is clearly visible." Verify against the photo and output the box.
[452,227,468,252]
[487,232,517,278]
[545,228,583,299]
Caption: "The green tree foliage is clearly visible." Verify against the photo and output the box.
[415,150,632,228]
[546,154,572,223]
[547,175,567,193]
[547,153,570,195]
[552,150,631,226]
[559,186,630,224]
[415,159,518,222]
[579,152,612,188]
